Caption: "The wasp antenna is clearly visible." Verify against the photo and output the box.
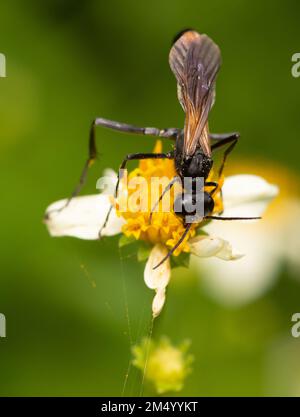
[153,223,192,270]
[205,216,262,221]
[172,28,195,44]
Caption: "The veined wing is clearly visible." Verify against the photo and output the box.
[169,30,221,156]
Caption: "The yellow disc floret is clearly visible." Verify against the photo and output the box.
[115,140,223,256]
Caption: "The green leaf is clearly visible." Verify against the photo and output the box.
[118,234,136,248]
[171,252,190,269]
[137,243,152,262]
[195,227,209,236]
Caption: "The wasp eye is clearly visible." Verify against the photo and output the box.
[204,192,215,216]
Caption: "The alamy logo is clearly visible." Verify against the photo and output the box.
[291,53,300,78]
[96,170,206,223]
[291,313,300,338]
[0,313,6,338]
[0,53,6,77]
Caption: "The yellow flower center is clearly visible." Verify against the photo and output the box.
[116,140,223,256]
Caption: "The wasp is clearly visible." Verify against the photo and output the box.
[63,29,259,268]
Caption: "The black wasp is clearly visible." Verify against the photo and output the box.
[63,29,259,268]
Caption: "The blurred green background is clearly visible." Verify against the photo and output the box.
[1,0,300,396]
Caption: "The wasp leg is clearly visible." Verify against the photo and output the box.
[211,132,239,178]
[99,151,174,237]
[118,151,174,169]
[210,132,240,142]
[149,176,181,223]
[204,181,218,195]
[209,133,240,214]
[204,215,261,221]
[74,120,177,202]
[47,121,179,218]
[44,120,98,219]
[93,117,180,139]
[153,223,192,270]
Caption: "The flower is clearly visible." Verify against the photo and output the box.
[116,141,199,253]
[44,142,278,316]
[144,244,171,317]
[45,193,125,240]
[193,160,298,306]
[132,337,193,394]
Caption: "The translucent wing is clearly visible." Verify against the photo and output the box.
[169,30,221,157]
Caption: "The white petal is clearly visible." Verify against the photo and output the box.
[44,194,124,240]
[193,221,279,306]
[144,244,171,290]
[144,244,171,318]
[192,176,300,306]
[189,235,224,257]
[102,168,117,182]
[152,288,166,318]
[95,169,118,196]
[221,175,279,218]
[215,240,244,261]
[189,235,243,260]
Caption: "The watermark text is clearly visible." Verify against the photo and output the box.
[291,53,300,78]
[0,313,6,338]
[0,53,6,77]
[96,170,206,222]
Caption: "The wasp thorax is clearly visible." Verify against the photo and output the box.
[182,152,213,179]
